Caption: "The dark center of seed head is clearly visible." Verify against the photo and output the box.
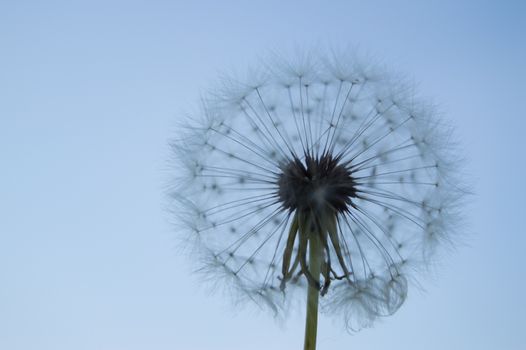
[277,153,357,214]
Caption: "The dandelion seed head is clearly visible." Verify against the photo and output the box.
[169,49,466,331]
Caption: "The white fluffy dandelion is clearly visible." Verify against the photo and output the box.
[169,50,465,349]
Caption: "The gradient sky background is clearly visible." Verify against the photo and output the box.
[1,1,525,349]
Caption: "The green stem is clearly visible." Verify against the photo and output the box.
[304,232,321,350]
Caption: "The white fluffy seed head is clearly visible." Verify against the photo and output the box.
[168,49,467,331]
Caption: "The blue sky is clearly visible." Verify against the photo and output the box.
[1,1,525,349]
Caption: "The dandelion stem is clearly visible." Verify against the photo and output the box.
[304,228,322,350]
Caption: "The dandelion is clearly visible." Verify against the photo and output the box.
[169,50,465,349]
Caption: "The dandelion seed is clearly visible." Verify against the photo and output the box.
[168,50,466,349]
